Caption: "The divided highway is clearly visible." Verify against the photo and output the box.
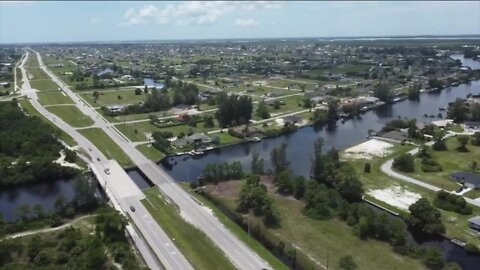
[32,50,271,270]
[19,51,192,270]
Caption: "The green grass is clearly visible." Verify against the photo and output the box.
[30,79,60,92]
[78,128,133,167]
[26,67,49,80]
[136,143,165,162]
[18,98,76,146]
[406,137,480,191]
[46,105,94,127]
[180,183,289,270]
[215,132,244,146]
[37,91,75,106]
[205,179,425,270]
[116,121,219,142]
[80,89,146,107]
[142,187,237,270]
[346,141,480,247]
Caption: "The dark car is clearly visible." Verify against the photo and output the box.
[130,206,135,212]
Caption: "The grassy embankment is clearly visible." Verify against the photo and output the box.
[78,128,133,167]
[142,187,237,270]
[202,178,425,270]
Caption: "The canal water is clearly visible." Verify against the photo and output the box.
[0,54,478,268]
[0,179,75,222]
[158,54,480,269]
[162,55,480,181]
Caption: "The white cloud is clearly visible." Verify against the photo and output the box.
[123,1,285,26]
[235,18,259,27]
[90,17,99,24]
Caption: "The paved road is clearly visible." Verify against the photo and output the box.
[19,51,190,270]
[380,133,480,208]
[34,50,271,270]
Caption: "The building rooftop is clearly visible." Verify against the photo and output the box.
[451,172,480,188]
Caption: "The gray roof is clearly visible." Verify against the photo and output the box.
[451,172,480,187]
[380,130,408,141]
[468,216,480,226]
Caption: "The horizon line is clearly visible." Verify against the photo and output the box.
[2,33,480,46]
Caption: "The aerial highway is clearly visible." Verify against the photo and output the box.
[32,49,271,270]
[19,51,193,270]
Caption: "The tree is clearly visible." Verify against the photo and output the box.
[293,176,306,199]
[256,101,270,119]
[216,93,253,127]
[54,197,67,217]
[364,162,371,173]
[457,136,469,152]
[275,170,294,195]
[472,132,480,146]
[393,153,415,173]
[302,97,312,108]
[448,98,468,122]
[422,247,445,270]
[338,255,357,270]
[273,100,281,110]
[373,82,392,102]
[326,99,339,123]
[92,90,99,100]
[203,115,215,128]
[311,137,324,180]
[270,143,289,173]
[251,152,264,174]
[299,83,307,92]
[14,204,31,221]
[33,204,45,219]
[134,88,142,95]
[408,198,445,234]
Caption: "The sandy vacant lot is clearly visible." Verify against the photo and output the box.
[367,185,421,211]
[343,139,393,160]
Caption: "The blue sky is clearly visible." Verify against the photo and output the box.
[1,1,479,44]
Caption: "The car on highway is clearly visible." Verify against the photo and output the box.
[130,206,135,212]
[96,157,100,161]
[104,168,110,175]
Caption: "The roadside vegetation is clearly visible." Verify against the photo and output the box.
[142,187,237,270]
[0,100,78,188]
[77,128,132,167]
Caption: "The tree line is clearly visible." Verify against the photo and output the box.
[0,100,78,188]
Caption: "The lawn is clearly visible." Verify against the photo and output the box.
[406,137,480,192]
[136,143,165,162]
[142,187,237,270]
[26,67,49,80]
[78,128,133,167]
[346,142,480,247]
[98,109,173,123]
[46,105,94,127]
[38,91,75,106]
[204,179,425,270]
[30,79,60,92]
[18,98,76,146]
[180,183,289,270]
[260,95,306,115]
[116,121,220,142]
[80,89,146,107]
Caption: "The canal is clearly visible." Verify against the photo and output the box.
[159,54,480,269]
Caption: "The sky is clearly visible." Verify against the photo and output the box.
[0,1,479,44]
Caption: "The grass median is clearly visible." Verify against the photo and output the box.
[38,91,75,106]
[142,187,237,270]
[18,98,76,146]
[78,128,133,167]
[46,105,94,128]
